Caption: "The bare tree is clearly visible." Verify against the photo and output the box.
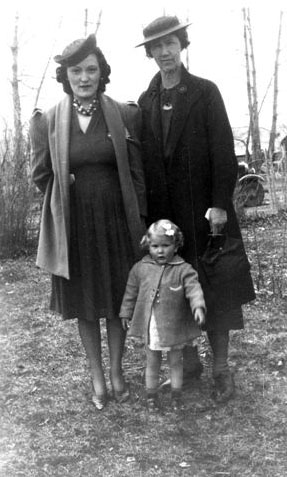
[243,9,253,156]
[95,10,102,35]
[34,18,63,109]
[268,11,283,157]
[242,8,262,170]
[11,12,22,146]
[83,9,102,37]
[84,8,89,36]
[0,12,35,257]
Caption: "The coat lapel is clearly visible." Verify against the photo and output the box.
[167,69,204,159]
[150,88,162,145]
[143,72,162,146]
[100,94,128,169]
[54,95,71,206]
[100,94,143,255]
[53,96,71,241]
[41,95,71,279]
[143,67,205,160]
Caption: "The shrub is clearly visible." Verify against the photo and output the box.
[0,125,39,257]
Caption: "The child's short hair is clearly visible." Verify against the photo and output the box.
[140,219,184,250]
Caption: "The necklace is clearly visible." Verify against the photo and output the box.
[161,88,174,111]
[73,97,98,116]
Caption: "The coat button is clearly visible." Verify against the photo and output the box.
[178,85,187,94]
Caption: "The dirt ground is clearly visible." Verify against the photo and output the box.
[0,213,287,477]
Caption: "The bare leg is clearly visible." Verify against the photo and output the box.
[145,347,162,392]
[78,319,106,397]
[168,349,183,391]
[106,318,126,393]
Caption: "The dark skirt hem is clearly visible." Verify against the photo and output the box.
[202,306,244,332]
[49,303,120,322]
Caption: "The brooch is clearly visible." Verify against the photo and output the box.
[162,103,173,111]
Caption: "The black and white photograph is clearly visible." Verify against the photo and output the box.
[0,1,286,475]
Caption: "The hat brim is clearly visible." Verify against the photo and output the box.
[54,34,97,66]
[135,22,191,48]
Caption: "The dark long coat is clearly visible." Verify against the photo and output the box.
[138,65,255,328]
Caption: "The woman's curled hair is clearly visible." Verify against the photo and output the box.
[56,46,111,94]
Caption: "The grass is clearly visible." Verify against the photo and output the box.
[0,213,287,477]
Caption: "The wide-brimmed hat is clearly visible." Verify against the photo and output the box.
[54,34,97,66]
[136,16,191,47]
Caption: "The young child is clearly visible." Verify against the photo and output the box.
[120,219,206,411]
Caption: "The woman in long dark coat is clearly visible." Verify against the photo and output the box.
[136,15,255,402]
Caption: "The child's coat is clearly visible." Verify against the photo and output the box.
[120,255,206,347]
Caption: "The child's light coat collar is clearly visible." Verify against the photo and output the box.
[142,254,184,265]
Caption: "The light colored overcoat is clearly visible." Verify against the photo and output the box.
[120,255,206,347]
[29,94,147,279]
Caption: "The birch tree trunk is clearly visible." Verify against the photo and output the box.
[268,11,283,157]
[34,18,63,109]
[245,9,262,171]
[11,13,22,149]
[243,8,253,159]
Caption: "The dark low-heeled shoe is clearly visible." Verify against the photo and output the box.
[170,390,184,411]
[212,372,235,403]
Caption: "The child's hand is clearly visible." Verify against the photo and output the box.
[194,308,205,327]
[121,318,130,331]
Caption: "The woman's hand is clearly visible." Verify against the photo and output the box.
[121,318,130,331]
[194,308,205,327]
[209,207,227,235]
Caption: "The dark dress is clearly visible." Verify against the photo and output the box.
[50,107,134,321]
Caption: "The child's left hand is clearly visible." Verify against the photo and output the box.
[194,308,205,327]
[121,318,130,331]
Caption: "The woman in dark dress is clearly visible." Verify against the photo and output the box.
[30,34,146,410]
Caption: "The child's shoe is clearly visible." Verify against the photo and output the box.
[170,390,184,411]
[146,392,160,412]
